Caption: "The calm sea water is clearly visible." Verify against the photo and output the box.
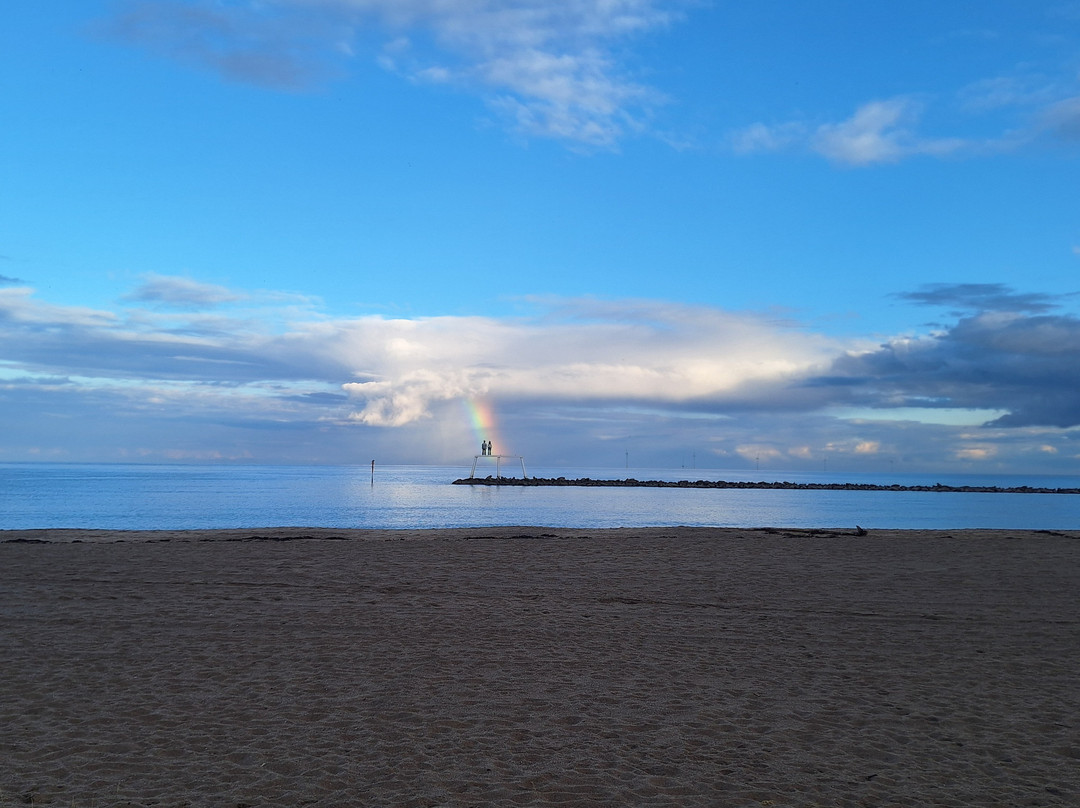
[2,463,1078,531]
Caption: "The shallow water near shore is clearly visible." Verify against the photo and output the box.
[3,463,1078,530]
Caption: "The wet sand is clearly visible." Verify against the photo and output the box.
[2,527,1078,806]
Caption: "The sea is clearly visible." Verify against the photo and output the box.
[2,462,1078,531]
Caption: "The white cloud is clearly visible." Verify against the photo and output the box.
[730,121,806,155]
[103,0,683,147]
[353,0,679,146]
[954,444,998,461]
[811,100,913,165]
[957,66,1080,147]
[733,45,1080,167]
[732,97,968,166]
[812,98,966,165]
[958,74,1061,113]
[734,445,783,463]
[338,299,843,425]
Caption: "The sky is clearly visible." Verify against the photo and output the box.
[2,0,1079,473]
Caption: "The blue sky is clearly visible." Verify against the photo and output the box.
[2,0,1079,472]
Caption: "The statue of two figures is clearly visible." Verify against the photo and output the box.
[481,440,493,456]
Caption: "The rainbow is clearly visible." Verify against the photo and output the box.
[464,398,503,455]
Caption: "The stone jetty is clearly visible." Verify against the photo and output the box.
[452,477,1080,494]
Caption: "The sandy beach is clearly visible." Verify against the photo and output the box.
[2,526,1078,807]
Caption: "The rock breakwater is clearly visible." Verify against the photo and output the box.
[452,477,1080,494]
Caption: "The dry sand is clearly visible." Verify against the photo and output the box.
[1,526,1078,807]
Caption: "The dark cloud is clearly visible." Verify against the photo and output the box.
[2,318,337,385]
[1042,96,1080,141]
[0,290,343,385]
[98,0,349,90]
[123,274,241,310]
[819,310,1080,427]
[0,274,25,285]
[282,391,351,405]
[895,283,1064,314]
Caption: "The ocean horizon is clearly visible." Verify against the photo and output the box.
[3,462,1078,532]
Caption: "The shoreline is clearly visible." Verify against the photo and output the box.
[5,525,1080,544]
[3,527,1078,806]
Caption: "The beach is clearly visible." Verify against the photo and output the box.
[2,527,1078,807]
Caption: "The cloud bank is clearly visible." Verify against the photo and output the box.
[821,284,1080,429]
[341,299,842,427]
[2,277,1078,470]
[100,0,683,147]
